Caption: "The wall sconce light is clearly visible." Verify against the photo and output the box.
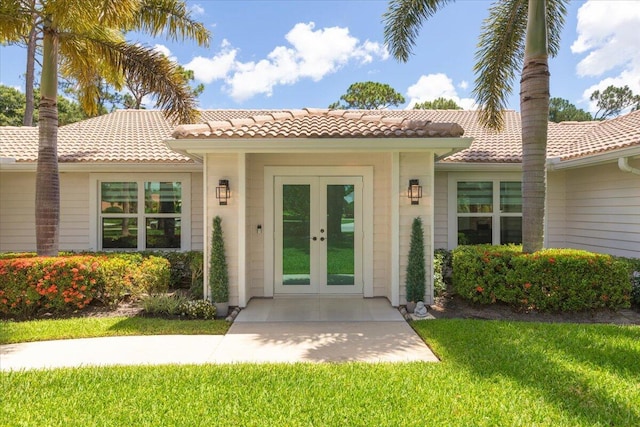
[408,179,422,205]
[216,179,230,205]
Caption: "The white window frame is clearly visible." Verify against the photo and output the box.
[90,173,191,251]
[447,173,522,249]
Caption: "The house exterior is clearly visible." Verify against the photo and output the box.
[1,108,639,308]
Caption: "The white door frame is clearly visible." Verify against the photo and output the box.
[264,166,374,298]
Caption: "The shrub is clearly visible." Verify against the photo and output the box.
[179,299,216,320]
[453,245,520,305]
[189,252,204,299]
[453,245,631,312]
[616,256,640,307]
[434,249,452,296]
[405,217,426,302]
[209,216,229,303]
[134,256,170,295]
[94,255,139,306]
[142,294,189,316]
[0,256,101,318]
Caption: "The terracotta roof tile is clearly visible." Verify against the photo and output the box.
[172,108,464,139]
[2,109,639,164]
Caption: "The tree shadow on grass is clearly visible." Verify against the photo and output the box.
[414,320,640,425]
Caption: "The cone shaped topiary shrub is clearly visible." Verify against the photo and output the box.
[406,217,426,302]
[209,216,229,303]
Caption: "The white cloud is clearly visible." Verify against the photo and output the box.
[571,0,640,109]
[182,22,388,102]
[183,40,238,84]
[153,44,177,62]
[405,73,476,110]
[189,4,205,15]
[458,80,469,90]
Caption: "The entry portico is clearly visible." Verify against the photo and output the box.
[167,108,470,307]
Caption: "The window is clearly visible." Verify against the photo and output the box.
[449,177,522,247]
[94,175,190,251]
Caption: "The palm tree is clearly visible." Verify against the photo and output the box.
[1,0,210,256]
[384,0,569,253]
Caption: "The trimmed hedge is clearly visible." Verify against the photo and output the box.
[0,253,170,319]
[453,245,631,312]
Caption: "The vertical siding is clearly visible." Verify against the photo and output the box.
[0,172,36,251]
[205,154,240,305]
[190,172,204,250]
[399,153,434,305]
[59,172,90,250]
[546,170,566,249]
[433,171,449,249]
[245,153,391,299]
[563,162,640,258]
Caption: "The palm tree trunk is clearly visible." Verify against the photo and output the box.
[23,20,38,127]
[520,0,549,253]
[36,24,60,256]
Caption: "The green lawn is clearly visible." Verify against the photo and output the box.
[3,319,639,426]
[0,317,229,344]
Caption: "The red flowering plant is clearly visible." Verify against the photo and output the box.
[0,256,101,319]
[453,245,630,312]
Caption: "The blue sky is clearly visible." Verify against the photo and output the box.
[1,0,639,114]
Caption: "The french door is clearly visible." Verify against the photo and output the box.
[274,176,363,294]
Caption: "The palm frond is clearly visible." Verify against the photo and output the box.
[0,0,33,43]
[383,0,453,62]
[472,0,527,130]
[135,0,210,47]
[60,28,198,123]
[547,0,569,57]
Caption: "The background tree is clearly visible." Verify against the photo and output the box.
[548,97,592,122]
[329,81,405,109]
[413,97,461,110]
[384,0,569,253]
[1,0,210,256]
[0,84,87,126]
[0,85,27,126]
[590,85,640,120]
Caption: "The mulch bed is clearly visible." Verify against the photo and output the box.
[429,292,640,325]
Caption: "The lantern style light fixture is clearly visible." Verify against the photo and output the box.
[216,179,230,205]
[408,179,422,205]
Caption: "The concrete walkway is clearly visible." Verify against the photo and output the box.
[0,297,438,371]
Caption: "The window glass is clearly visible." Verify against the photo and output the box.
[146,218,181,249]
[457,182,492,213]
[145,182,182,214]
[101,182,137,214]
[458,217,492,245]
[500,182,522,213]
[500,217,522,244]
[102,218,138,248]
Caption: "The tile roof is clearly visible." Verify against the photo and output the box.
[173,108,465,139]
[1,108,639,164]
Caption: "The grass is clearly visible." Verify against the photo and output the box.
[2,319,639,426]
[0,316,229,344]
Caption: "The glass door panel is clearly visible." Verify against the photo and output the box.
[326,184,355,286]
[274,176,362,295]
[282,184,311,285]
